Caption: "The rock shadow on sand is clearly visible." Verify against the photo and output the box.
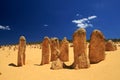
[8,63,17,67]
[63,63,74,70]
[34,64,41,66]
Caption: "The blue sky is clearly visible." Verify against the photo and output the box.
[0,0,120,45]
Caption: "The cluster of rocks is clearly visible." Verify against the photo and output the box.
[41,37,69,70]
[16,28,117,70]
[40,28,106,69]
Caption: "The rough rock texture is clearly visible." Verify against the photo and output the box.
[59,37,69,62]
[72,28,90,69]
[89,30,105,64]
[51,58,63,70]
[105,40,117,51]
[75,53,90,69]
[40,37,50,65]
[17,36,26,67]
[50,38,60,61]
[51,49,63,70]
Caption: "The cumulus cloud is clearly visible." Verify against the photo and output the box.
[0,25,11,30]
[72,15,97,28]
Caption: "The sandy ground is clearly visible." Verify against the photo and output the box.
[0,44,120,80]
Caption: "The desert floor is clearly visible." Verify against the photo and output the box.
[0,44,120,80]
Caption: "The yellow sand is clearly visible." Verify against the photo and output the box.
[0,44,120,80]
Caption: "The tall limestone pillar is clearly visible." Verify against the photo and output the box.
[59,37,69,62]
[73,28,90,69]
[50,37,60,61]
[89,30,105,63]
[17,36,26,67]
[40,37,50,65]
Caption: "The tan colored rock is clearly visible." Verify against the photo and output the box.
[75,53,90,69]
[59,37,69,62]
[50,38,60,61]
[40,37,50,65]
[89,30,105,64]
[51,49,63,70]
[17,36,26,67]
[72,28,90,69]
[105,40,117,51]
[51,58,63,70]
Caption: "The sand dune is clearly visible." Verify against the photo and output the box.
[0,44,120,80]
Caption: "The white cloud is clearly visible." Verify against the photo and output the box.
[72,18,88,24]
[77,23,93,28]
[72,15,97,28]
[0,25,11,30]
[88,15,97,20]
[44,24,48,27]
